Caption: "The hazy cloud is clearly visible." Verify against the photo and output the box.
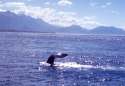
[90,1,112,8]
[111,10,120,15]
[57,0,72,6]
[90,2,98,7]
[101,2,112,8]
[44,2,51,5]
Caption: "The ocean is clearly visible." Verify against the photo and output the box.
[0,32,125,86]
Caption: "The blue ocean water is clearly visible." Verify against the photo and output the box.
[0,32,125,86]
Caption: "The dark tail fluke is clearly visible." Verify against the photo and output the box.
[47,55,55,66]
[46,53,68,66]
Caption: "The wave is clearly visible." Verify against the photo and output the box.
[39,62,125,71]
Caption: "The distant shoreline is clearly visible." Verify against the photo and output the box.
[1,31,125,37]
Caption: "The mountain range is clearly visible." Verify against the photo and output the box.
[0,11,125,35]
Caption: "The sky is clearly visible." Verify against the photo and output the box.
[0,0,125,29]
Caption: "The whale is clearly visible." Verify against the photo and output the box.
[46,53,68,66]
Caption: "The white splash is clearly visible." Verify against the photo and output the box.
[40,62,95,69]
[40,61,125,71]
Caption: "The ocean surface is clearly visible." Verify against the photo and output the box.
[0,32,125,86]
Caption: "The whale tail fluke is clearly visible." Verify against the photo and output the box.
[46,53,68,66]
